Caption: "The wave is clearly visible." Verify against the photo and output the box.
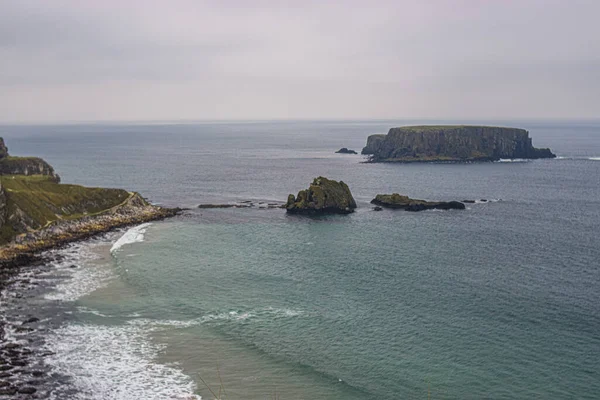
[124,307,305,329]
[496,158,530,163]
[110,223,152,254]
[553,156,600,161]
[44,323,201,400]
[43,239,116,302]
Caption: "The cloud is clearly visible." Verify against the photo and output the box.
[0,0,598,121]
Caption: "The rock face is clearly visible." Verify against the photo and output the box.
[371,193,466,211]
[335,148,358,154]
[0,157,60,183]
[286,177,357,214]
[361,126,556,162]
[0,137,60,182]
[0,139,8,159]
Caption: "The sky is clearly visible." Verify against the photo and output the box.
[1,0,599,122]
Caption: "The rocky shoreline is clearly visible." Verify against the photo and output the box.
[0,194,181,398]
[0,193,180,270]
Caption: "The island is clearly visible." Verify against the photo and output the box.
[0,138,179,266]
[361,125,556,162]
[286,177,356,214]
[371,193,466,211]
[335,148,358,154]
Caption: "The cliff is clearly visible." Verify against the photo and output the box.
[361,126,555,162]
[286,177,357,214]
[0,137,60,182]
[0,138,179,259]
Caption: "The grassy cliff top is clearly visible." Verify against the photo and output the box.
[0,175,131,243]
[390,125,524,132]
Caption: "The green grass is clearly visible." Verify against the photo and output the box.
[393,125,521,131]
[0,174,131,243]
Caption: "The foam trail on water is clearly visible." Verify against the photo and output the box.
[589,157,600,161]
[44,323,201,400]
[497,158,530,163]
[111,223,152,254]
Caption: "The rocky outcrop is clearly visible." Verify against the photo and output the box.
[0,157,60,183]
[0,137,60,182]
[371,193,466,211]
[361,134,386,155]
[0,139,8,159]
[335,148,358,154]
[0,192,180,265]
[286,177,357,214]
[362,126,555,162]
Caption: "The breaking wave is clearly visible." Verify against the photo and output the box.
[110,223,152,254]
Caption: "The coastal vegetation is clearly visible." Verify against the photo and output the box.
[0,137,179,264]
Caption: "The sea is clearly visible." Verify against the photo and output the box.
[0,120,599,399]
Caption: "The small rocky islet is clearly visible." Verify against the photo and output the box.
[370,193,466,211]
[285,177,357,215]
[335,148,358,154]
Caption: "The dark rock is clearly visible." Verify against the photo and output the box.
[0,387,17,396]
[14,327,34,333]
[0,138,8,159]
[335,148,358,154]
[372,206,383,211]
[18,386,37,394]
[286,177,357,215]
[371,194,466,212]
[462,200,476,203]
[30,370,44,377]
[22,317,39,325]
[480,199,488,202]
[362,126,556,162]
[10,361,26,367]
[69,264,78,269]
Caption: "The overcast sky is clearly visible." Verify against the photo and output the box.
[1,0,599,122]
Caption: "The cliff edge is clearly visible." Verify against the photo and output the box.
[361,126,555,162]
[0,138,179,263]
[0,138,60,182]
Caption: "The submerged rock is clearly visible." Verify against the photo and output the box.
[286,177,357,214]
[335,148,358,154]
[371,193,465,212]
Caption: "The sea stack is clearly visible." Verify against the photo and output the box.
[286,177,357,214]
[362,126,555,162]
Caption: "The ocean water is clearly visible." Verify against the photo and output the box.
[1,120,599,399]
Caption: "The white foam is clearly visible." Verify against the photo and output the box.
[126,307,305,328]
[44,323,201,400]
[589,157,600,161]
[44,240,116,302]
[110,223,152,254]
[496,158,530,163]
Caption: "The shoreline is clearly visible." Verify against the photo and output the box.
[0,197,182,398]
[0,193,181,271]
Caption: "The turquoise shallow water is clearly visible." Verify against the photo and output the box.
[1,120,600,399]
